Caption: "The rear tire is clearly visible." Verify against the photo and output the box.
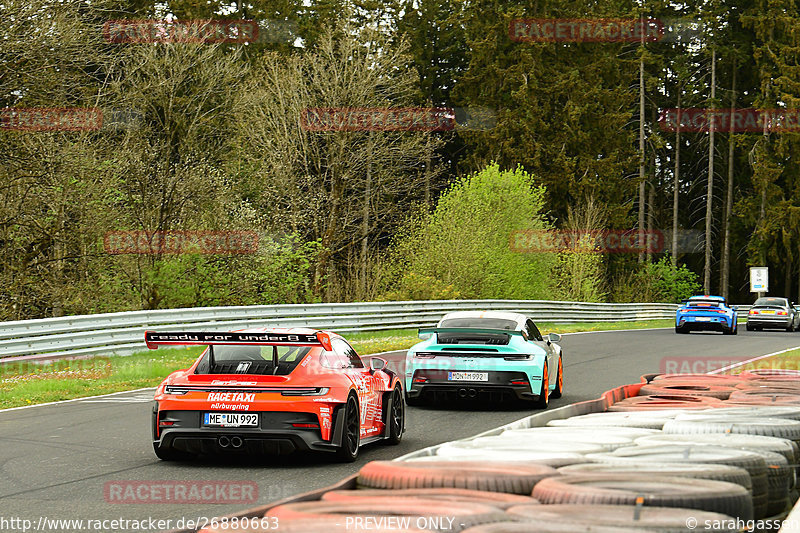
[550,357,563,399]
[534,363,549,409]
[384,386,404,445]
[675,325,688,334]
[335,395,360,463]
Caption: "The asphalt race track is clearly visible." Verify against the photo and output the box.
[2,327,800,532]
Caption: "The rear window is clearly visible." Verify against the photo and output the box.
[195,345,312,375]
[439,318,518,330]
[754,298,788,308]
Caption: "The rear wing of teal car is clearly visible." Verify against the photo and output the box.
[417,327,524,339]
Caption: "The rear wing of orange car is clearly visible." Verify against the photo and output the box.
[144,330,333,351]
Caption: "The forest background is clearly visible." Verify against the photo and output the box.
[2,0,796,320]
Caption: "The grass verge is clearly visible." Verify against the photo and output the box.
[0,319,674,410]
[726,346,800,375]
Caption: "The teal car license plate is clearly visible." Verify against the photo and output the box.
[448,371,488,382]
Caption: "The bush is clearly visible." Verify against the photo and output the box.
[380,163,555,300]
[100,233,322,309]
[381,273,462,301]
[610,257,701,303]
[644,257,702,303]
[553,198,607,302]
[554,249,606,302]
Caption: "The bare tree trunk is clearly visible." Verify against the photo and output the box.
[638,50,646,263]
[760,178,767,268]
[360,132,373,298]
[721,66,736,300]
[704,48,716,294]
[424,137,432,207]
[672,95,681,266]
[647,181,655,261]
[53,196,65,317]
[786,258,792,301]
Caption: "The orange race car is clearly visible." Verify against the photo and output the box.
[147,328,404,462]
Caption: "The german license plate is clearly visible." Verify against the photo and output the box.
[695,317,711,322]
[203,413,258,427]
[448,372,488,382]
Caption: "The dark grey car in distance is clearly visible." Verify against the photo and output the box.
[746,297,798,331]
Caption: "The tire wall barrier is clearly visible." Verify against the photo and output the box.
[163,381,648,533]
[164,374,800,533]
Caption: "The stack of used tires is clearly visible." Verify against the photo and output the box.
[197,371,800,533]
[723,369,800,407]
[253,460,749,532]
[608,373,741,412]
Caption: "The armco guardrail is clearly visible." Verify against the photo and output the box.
[0,299,743,363]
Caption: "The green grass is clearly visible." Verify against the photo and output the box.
[726,346,800,375]
[537,319,674,335]
[0,319,674,410]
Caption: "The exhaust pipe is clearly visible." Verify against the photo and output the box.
[230,436,243,448]
[458,388,467,398]
[468,389,477,398]
[218,436,231,448]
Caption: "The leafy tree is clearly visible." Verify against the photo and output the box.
[452,0,640,229]
[382,163,555,300]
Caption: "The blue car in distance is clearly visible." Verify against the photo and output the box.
[675,295,738,335]
[404,311,563,408]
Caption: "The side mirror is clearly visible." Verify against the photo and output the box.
[370,357,387,372]
[418,332,433,340]
[548,333,561,343]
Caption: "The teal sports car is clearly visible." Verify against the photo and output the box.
[404,311,563,408]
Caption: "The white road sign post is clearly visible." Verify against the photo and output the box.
[750,267,768,295]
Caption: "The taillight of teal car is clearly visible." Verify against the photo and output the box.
[675,295,738,335]
[404,311,563,408]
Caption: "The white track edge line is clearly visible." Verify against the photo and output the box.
[708,345,800,375]
[560,326,672,336]
[0,387,155,413]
